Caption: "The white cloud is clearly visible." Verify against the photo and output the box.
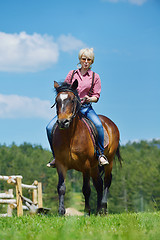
[0,94,56,119]
[0,32,85,72]
[0,32,59,72]
[102,0,148,5]
[57,34,86,52]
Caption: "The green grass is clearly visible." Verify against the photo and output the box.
[0,212,160,240]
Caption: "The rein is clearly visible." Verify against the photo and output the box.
[70,97,81,121]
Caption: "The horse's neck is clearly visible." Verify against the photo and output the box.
[70,115,80,133]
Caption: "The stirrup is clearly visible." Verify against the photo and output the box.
[46,158,56,168]
[98,155,109,166]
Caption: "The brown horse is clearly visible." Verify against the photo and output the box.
[51,80,121,215]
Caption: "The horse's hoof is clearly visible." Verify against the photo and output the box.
[96,208,103,216]
[58,207,66,216]
[84,208,91,217]
[96,210,108,216]
[98,203,108,216]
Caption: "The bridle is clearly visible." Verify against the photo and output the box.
[51,89,82,124]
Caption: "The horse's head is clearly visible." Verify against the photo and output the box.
[54,80,81,129]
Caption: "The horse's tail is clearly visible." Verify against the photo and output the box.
[98,143,122,175]
[116,143,122,167]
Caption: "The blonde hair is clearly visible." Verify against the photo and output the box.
[78,48,95,63]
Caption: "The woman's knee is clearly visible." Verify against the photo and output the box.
[46,116,57,134]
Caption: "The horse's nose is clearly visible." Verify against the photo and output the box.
[57,119,70,129]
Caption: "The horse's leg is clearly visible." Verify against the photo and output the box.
[57,171,66,216]
[91,170,103,214]
[102,162,113,214]
[82,172,91,215]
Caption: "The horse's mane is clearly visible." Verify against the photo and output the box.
[55,82,80,101]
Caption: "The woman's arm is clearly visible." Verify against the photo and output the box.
[81,95,98,104]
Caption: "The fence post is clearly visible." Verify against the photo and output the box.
[32,189,38,205]
[16,177,23,216]
[7,189,13,217]
[38,182,43,208]
[32,180,38,205]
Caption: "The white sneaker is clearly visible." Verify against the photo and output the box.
[98,155,109,166]
[46,158,56,168]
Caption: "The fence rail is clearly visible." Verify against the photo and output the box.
[0,175,43,217]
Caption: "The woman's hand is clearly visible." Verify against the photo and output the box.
[81,96,90,104]
[81,95,98,104]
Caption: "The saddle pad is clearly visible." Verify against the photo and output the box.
[103,126,109,148]
[81,118,109,149]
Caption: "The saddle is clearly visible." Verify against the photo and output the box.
[80,114,109,154]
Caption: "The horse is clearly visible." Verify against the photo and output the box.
[51,80,121,215]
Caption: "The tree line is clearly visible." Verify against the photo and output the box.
[0,139,160,214]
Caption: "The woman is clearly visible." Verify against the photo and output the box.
[46,48,108,167]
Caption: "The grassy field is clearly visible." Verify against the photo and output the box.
[0,212,160,240]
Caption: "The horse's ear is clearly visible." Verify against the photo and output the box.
[71,79,78,90]
[54,81,59,89]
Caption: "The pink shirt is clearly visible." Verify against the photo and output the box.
[64,69,101,100]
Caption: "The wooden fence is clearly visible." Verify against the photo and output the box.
[0,175,43,217]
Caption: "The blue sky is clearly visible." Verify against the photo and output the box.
[0,0,159,150]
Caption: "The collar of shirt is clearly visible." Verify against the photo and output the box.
[75,69,92,80]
